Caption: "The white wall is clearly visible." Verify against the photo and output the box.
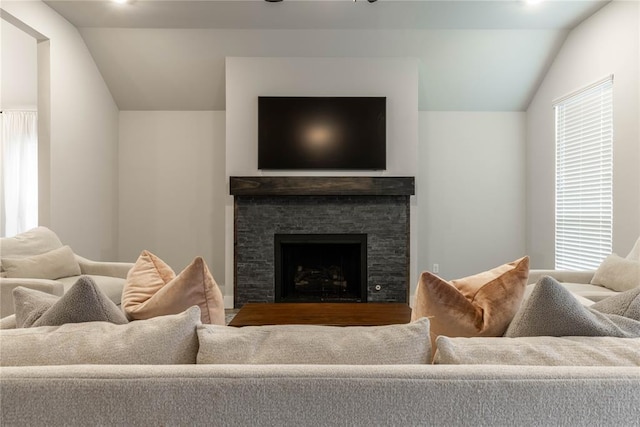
[418,112,527,280]
[1,1,119,260]
[225,57,418,306]
[118,111,226,281]
[1,19,36,110]
[526,1,640,268]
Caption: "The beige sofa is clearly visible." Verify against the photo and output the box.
[527,268,616,302]
[527,237,640,303]
[0,227,134,318]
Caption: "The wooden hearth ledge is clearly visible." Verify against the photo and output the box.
[229,176,415,196]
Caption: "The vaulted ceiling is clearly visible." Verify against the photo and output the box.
[44,0,610,111]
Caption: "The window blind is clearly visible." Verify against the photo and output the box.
[554,76,613,271]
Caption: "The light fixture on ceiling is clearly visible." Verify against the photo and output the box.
[525,0,543,5]
[112,0,129,4]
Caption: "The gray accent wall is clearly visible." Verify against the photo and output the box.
[234,196,410,307]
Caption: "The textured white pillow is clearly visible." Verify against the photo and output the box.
[591,254,640,292]
[434,336,640,366]
[197,318,431,365]
[0,306,201,366]
[0,226,62,260]
[2,246,81,280]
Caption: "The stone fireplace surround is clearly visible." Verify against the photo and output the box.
[230,177,415,307]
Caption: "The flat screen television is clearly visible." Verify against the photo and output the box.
[258,96,386,170]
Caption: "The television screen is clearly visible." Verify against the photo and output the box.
[258,96,386,170]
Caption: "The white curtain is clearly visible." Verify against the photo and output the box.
[1,111,38,237]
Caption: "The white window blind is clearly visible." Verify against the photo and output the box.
[554,76,613,270]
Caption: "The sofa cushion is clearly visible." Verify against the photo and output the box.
[122,251,225,325]
[0,306,201,366]
[556,282,618,302]
[590,254,640,293]
[505,276,640,338]
[411,257,528,348]
[2,245,81,280]
[0,227,62,263]
[13,276,128,328]
[434,336,640,366]
[196,318,431,365]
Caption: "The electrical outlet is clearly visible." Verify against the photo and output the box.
[433,264,439,273]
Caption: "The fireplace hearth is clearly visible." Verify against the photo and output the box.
[275,234,367,303]
[230,176,414,307]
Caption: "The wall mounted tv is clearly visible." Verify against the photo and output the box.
[258,96,386,170]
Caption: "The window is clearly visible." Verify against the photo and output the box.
[554,76,613,270]
[1,111,38,237]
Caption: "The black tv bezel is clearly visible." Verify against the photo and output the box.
[257,96,387,171]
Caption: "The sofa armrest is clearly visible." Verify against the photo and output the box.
[75,255,134,279]
[528,269,596,285]
[0,278,64,318]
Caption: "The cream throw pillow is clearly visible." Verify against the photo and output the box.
[411,256,529,349]
[2,246,81,280]
[627,236,640,261]
[122,250,225,325]
[591,254,640,292]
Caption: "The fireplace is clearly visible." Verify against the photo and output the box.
[275,234,367,302]
[230,176,414,307]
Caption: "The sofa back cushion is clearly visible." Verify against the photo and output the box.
[196,318,431,365]
[0,227,63,262]
[0,306,201,366]
[434,336,640,366]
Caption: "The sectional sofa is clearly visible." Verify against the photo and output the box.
[2,296,640,426]
[1,228,639,425]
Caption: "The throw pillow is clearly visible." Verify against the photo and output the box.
[196,318,431,365]
[121,250,225,325]
[591,286,640,320]
[434,336,640,366]
[505,276,640,338]
[13,276,128,328]
[2,245,81,280]
[0,306,201,366]
[627,236,640,261]
[590,254,640,292]
[411,256,529,347]
[0,226,62,261]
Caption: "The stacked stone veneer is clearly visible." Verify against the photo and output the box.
[234,195,410,307]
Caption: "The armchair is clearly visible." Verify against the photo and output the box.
[1,227,134,318]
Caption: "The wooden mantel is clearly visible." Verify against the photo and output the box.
[229,176,415,197]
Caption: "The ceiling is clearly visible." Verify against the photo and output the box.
[43,0,611,111]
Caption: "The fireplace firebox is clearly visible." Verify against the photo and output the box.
[275,234,367,302]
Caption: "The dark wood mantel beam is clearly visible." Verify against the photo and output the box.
[229,176,415,196]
